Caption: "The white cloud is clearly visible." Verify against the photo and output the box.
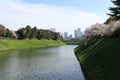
[0,0,107,36]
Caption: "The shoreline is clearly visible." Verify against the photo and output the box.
[74,49,87,80]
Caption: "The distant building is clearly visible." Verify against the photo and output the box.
[74,28,82,40]
[74,30,78,39]
[64,32,68,40]
[69,34,72,40]
[77,28,82,39]
[63,32,73,40]
[50,28,56,32]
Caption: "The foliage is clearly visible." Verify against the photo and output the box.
[0,24,17,38]
[0,24,7,37]
[111,28,120,37]
[107,0,120,22]
[82,21,120,41]
[30,27,37,39]
[15,25,61,40]
[0,24,61,40]
[25,25,32,38]
[104,16,114,24]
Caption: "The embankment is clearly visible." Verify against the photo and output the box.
[0,40,65,51]
[75,38,120,80]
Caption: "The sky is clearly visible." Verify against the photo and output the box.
[0,0,113,36]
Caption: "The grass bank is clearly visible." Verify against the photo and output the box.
[0,40,65,51]
[75,38,120,80]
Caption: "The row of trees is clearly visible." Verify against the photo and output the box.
[16,25,61,40]
[0,24,61,40]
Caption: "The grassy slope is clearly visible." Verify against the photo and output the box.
[0,40,65,51]
[75,38,120,80]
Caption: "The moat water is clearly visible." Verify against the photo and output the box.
[0,45,85,80]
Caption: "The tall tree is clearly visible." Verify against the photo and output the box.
[17,28,26,39]
[36,30,42,40]
[0,24,7,37]
[25,25,31,38]
[108,0,120,21]
[30,27,37,39]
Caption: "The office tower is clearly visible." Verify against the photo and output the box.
[74,28,82,40]
[50,28,56,32]
[64,32,68,39]
[74,30,78,39]
[69,34,72,40]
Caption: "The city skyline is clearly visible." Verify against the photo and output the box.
[63,28,82,40]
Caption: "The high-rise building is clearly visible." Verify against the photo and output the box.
[63,32,72,40]
[64,32,68,39]
[77,28,82,38]
[50,28,56,32]
[74,30,78,39]
[77,28,81,32]
[69,34,72,40]
[74,28,82,40]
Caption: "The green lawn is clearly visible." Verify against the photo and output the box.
[75,38,120,80]
[0,40,65,51]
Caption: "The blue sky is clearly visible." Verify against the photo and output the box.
[0,0,113,36]
[23,0,113,16]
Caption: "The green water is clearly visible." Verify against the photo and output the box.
[0,45,85,80]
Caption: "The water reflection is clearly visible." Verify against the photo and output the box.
[0,45,85,80]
